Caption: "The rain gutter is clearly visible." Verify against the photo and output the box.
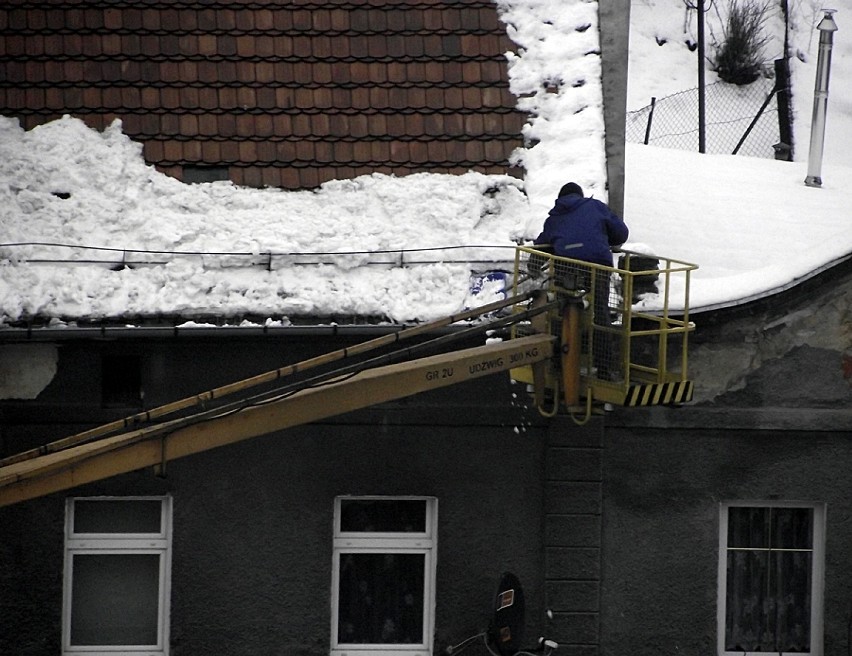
[0,322,469,343]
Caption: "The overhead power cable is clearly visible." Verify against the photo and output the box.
[0,241,521,268]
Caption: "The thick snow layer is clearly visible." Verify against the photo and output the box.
[0,116,531,324]
[625,142,852,310]
[0,1,849,326]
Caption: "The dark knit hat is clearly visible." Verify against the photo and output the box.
[558,182,584,198]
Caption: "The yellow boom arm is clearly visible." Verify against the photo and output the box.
[0,334,553,507]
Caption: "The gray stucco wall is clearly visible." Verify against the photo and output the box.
[0,333,550,656]
[600,425,852,656]
[688,262,852,406]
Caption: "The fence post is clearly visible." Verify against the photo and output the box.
[643,97,656,145]
[774,58,793,160]
[697,0,706,153]
[732,85,777,155]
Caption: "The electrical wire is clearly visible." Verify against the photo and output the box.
[0,241,523,268]
[0,241,519,257]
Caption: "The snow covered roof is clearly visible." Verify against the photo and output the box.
[0,114,530,326]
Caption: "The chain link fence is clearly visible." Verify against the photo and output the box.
[626,75,786,159]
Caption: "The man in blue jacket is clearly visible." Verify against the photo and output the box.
[535,182,628,264]
[534,182,629,379]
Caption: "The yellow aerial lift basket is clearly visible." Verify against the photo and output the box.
[510,245,698,415]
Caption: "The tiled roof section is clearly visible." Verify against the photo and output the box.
[0,0,526,188]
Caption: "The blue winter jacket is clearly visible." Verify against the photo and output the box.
[534,194,629,266]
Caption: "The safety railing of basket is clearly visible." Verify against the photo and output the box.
[512,246,698,385]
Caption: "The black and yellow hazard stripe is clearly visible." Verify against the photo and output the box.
[624,380,694,406]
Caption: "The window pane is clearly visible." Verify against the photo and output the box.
[337,553,425,644]
[725,506,815,653]
[727,507,769,548]
[772,550,812,652]
[74,499,163,534]
[70,554,160,646]
[725,549,769,651]
[771,508,813,550]
[340,499,427,533]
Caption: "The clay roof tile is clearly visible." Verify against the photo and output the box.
[84,8,103,30]
[313,88,333,109]
[143,140,163,163]
[236,61,256,83]
[254,35,275,57]
[312,114,331,137]
[239,140,258,162]
[256,87,277,110]
[299,168,319,189]
[292,114,311,137]
[331,88,351,109]
[198,9,217,31]
[140,87,160,111]
[424,62,444,84]
[198,114,219,136]
[122,87,141,109]
[241,167,262,187]
[163,140,182,163]
[141,9,159,30]
[179,9,198,31]
[220,141,239,163]
[180,114,199,137]
[333,141,353,162]
[218,114,237,137]
[235,10,254,31]
[261,167,281,187]
[444,88,463,110]
[272,114,292,136]
[161,113,179,136]
[183,87,201,109]
[201,141,221,162]
[349,114,369,138]
[255,9,274,30]
[312,9,332,30]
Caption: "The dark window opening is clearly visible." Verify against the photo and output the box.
[340,499,427,533]
[74,499,163,534]
[102,355,142,408]
[182,165,230,184]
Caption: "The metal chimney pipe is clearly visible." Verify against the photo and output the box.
[804,9,838,187]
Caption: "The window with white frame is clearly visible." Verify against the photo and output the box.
[63,496,172,656]
[717,502,825,656]
[331,496,437,656]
